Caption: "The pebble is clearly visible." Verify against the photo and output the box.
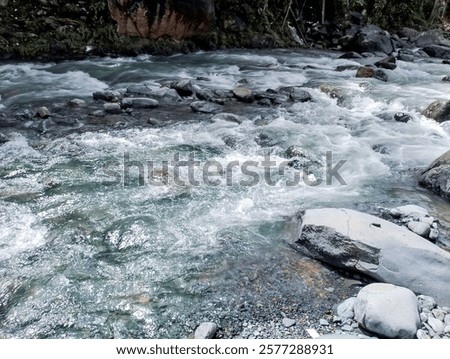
[429,229,439,241]
[69,99,87,107]
[104,103,122,114]
[416,329,431,339]
[420,313,429,322]
[432,308,446,321]
[418,295,436,310]
[194,322,218,339]
[341,325,354,332]
[36,106,51,118]
[282,318,296,328]
[428,317,445,335]
[319,319,329,326]
[232,87,254,103]
[445,315,450,326]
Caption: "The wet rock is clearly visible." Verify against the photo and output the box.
[232,87,254,103]
[289,89,312,103]
[121,98,159,109]
[211,113,248,124]
[171,79,194,97]
[423,45,450,59]
[0,114,16,127]
[36,106,51,118]
[422,100,450,123]
[339,52,363,59]
[394,113,412,123]
[335,65,359,72]
[374,55,397,70]
[295,208,450,306]
[374,69,388,82]
[428,317,445,335]
[93,90,122,102]
[104,103,122,114]
[194,322,218,339]
[197,76,211,82]
[92,110,105,118]
[190,101,221,114]
[68,98,87,108]
[397,49,416,62]
[194,86,216,102]
[356,66,375,78]
[354,283,420,339]
[442,76,450,82]
[420,150,450,199]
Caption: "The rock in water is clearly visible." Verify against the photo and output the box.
[375,55,397,70]
[121,98,159,109]
[171,79,194,97]
[211,113,248,124]
[356,67,375,78]
[295,208,450,306]
[420,150,450,199]
[194,322,218,339]
[190,101,221,114]
[36,107,51,118]
[422,45,450,59]
[68,99,87,108]
[422,100,450,123]
[104,103,122,114]
[354,283,420,339]
[232,87,254,103]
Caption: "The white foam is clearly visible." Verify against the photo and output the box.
[0,203,47,260]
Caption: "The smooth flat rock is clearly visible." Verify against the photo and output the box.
[121,98,159,109]
[354,283,420,339]
[295,208,450,306]
[190,101,221,114]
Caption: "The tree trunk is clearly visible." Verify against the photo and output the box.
[429,0,448,23]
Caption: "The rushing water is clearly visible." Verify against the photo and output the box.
[0,49,450,338]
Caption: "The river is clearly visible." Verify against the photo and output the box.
[0,49,449,338]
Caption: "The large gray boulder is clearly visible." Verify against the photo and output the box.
[354,283,420,339]
[347,25,394,55]
[420,150,450,199]
[295,208,450,306]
